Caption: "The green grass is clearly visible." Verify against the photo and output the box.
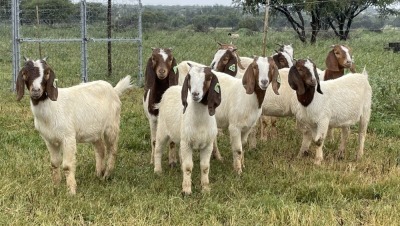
[1,26,400,225]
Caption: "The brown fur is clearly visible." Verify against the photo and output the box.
[143,48,178,116]
[324,44,356,81]
[217,42,245,70]
[288,59,323,107]
[272,51,290,69]
[242,57,280,108]
[16,59,58,105]
[181,67,221,116]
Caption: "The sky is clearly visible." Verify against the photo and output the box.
[142,0,233,6]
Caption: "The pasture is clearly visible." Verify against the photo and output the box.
[1,28,400,225]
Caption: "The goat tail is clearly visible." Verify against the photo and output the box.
[114,75,133,96]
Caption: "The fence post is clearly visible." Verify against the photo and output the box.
[80,0,88,82]
[11,0,21,92]
[138,0,143,87]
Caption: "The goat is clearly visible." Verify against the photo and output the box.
[288,59,371,165]
[210,43,253,78]
[153,65,221,195]
[323,44,356,81]
[213,57,280,174]
[272,43,294,69]
[143,47,178,165]
[16,57,132,194]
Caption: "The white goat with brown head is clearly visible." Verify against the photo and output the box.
[288,59,371,165]
[16,57,132,194]
[154,65,221,195]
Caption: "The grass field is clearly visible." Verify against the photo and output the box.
[1,27,400,225]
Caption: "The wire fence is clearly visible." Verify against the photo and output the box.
[7,0,142,91]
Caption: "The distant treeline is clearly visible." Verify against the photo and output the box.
[1,1,399,33]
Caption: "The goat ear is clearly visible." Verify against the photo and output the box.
[181,74,190,114]
[313,67,323,95]
[168,57,178,86]
[16,68,26,101]
[268,58,280,95]
[242,62,256,94]
[288,66,305,95]
[325,50,340,72]
[207,74,221,116]
[144,57,156,90]
[226,55,237,76]
[234,52,245,70]
[45,68,58,101]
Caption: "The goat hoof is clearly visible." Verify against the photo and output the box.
[313,159,322,165]
[181,190,192,197]
[201,186,211,193]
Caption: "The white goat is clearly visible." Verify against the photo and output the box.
[288,59,371,165]
[213,57,280,174]
[16,58,132,195]
[154,65,221,195]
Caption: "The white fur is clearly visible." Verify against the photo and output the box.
[30,76,132,194]
[154,67,218,195]
[213,60,271,174]
[293,68,372,164]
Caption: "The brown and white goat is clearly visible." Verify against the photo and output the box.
[323,44,356,81]
[154,65,221,195]
[272,43,294,69]
[210,42,253,78]
[213,57,280,174]
[143,48,178,165]
[16,57,132,194]
[288,59,371,165]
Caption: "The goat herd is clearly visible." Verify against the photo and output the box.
[16,43,372,195]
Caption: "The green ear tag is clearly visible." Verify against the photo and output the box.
[173,65,178,74]
[214,83,220,94]
[53,79,58,88]
[228,64,236,72]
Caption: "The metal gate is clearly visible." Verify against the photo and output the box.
[11,0,143,91]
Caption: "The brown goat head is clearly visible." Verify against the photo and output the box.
[288,59,323,96]
[210,48,238,76]
[326,44,355,73]
[181,65,221,116]
[146,47,177,80]
[16,57,58,104]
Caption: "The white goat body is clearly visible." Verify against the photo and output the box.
[16,58,132,194]
[154,65,221,195]
[288,59,371,164]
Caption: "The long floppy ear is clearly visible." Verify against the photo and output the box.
[144,56,156,90]
[16,68,26,101]
[313,66,323,94]
[169,57,178,86]
[242,62,257,94]
[181,74,190,114]
[288,66,305,95]
[45,67,58,101]
[225,51,237,76]
[268,58,280,95]
[234,51,245,70]
[207,74,221,116]
[325,50,340,72]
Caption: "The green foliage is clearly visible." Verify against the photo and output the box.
[1,27,400,225]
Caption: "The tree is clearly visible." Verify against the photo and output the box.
[20,0,74,25]
[237,0,398,42]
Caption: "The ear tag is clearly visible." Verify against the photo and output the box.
[228,64,236,72]
[53,79,58,88]
[173,65,178,74]
[277,74,281,84]
[214,83,220,94]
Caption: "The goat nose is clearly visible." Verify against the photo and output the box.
[192,92,199,97]
[261,80,268,85]
[159,69,166,74]
[32,87,40,92]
